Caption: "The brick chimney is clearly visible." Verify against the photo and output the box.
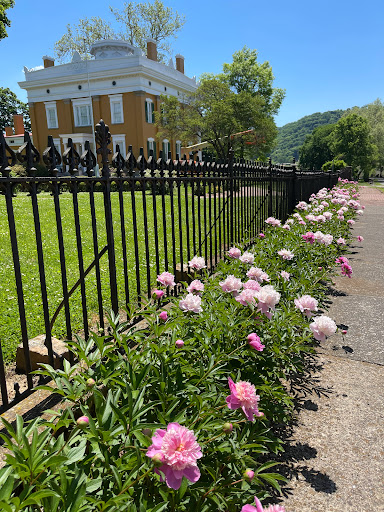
[4,127,13,136]
[13,114,24,135]
[175,54,184,74]
[43,55,55,68]
[147,39,157,62]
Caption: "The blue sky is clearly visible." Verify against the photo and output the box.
[1,0,383,126]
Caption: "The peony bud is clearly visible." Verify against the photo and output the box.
[159,311,168,321]
[76,416,89,428]
[175,339,184,348]
[223,422,233,434]
[152,452,164,467]
[243,468,255,482]
[342,329,347,335]
[259,233,265,238]
[153,289,165,299]
[86,378,95,388]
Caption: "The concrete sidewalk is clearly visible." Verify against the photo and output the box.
[282,186,384,512]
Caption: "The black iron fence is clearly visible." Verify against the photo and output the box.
[0,120,351,412]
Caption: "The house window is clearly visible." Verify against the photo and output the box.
[145,98,155,123]
[112,134,126,158]
[53,138,61,156]
[176,140,182,157]
[44,101,58,129]
[162,139,170,157]
[109,94,124,124]
[147,137,157,158]
[72,99,92,127]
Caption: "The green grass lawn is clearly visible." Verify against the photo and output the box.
[0,186,263,364]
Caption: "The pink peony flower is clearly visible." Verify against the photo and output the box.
[157,272,176,288]
[336,237,346,245]
[219,275,242,295]
[247,267,269,283]
[302,232,315,244]
[241,496,286,512]
[175,339,184,348]
[336,256,349,265]
[282,224,291,230]
[299,220,306,225]
[226,377,263,421]
[243,279,261,291]
[259,232,265,238]
[341,263,353,278]
[357,235,364,242]
[265,217,281,227]
[239,252,255,265]
[179,293,203,313]
[159,311,168,321]
[146,423,202,489]
[188,256,206,270]
[347,219,355,225]
[294,295,318,318]
[153,289,165,299]
[187,279,205,295]
[247,333,265,351]
[277,249,294,260]
[228,247,242,258]
[310,315,337,342]
[255,285,281,319]
[235,289,258,306]
[280,271,290,281]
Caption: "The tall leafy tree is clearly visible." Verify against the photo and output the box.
[299,124,336,169]
[0,0,14,40]
[54,1,185,63]
[0,87,31,132]
[157,48,283,161]
[330,113,376,179]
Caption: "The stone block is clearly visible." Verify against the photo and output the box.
[16,334,71,373]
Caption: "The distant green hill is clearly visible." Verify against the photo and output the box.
[271,110,346,164]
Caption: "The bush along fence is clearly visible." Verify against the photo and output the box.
[0,179,363,511]
[0,120,352,413]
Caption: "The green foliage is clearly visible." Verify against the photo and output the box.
[0,180,359,510]
[157,47,283,161]
[271,110,345,164]
[54,1,185,63]
[299,124,336,170]
[0,87,31,132]
[330,113,376,179]
[0,0,14,40]
[321,160,347,171]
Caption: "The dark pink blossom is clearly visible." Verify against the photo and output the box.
[226,377,263,421]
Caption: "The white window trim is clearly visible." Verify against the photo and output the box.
[162,139,170,157]
[109,94,124,124]
[44,101,58,129]
[72,98,92,127]
[53,137,61,156]
[176,140,182,157]
[146,98,154,123]
[148,137,155,152]
[112,134,126,158]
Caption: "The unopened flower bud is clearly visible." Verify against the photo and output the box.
[86,378,95,388]
[342,329,347,335]
[153,289,165,299]
[77,416,89,428]
[223,422,233,434]
[152,452,164,467]
[243,468,255,482]
[159,311,168,321]
[175,339,184,348]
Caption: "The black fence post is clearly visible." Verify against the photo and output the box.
[95,120,119,316]
[268,157,273,217]
[228,148,234,245]
[291,157,297,212]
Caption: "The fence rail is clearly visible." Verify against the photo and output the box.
[0,119,351,413]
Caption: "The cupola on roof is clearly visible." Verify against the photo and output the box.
[89,39,139,59]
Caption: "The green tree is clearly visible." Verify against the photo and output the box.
[54,1,185,63]
[349,99,384,173]
[0,87,31,133]
[330,113,376,180]
[111,0,185,62]
[54,17,116,62]
[157,48,283,161]
[299,124,335,169]
[0,0,14,40]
